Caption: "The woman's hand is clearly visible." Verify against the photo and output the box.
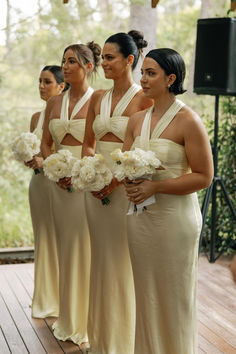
[92,177,121,200]
[24,155,44,169]
[57,177,72,190]
[124,178,157,205]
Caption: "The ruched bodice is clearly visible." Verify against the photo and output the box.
[133,136,189,177]
[93,83,140,141]
[93,115,129,141]
[49,119,86,148]
[49,87,93,149]
[133,99,189,178]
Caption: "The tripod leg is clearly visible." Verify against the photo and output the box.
[199,183,213,253]
[218,178,236,220]
[210,179,219,263]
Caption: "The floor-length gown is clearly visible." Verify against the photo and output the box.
[127,100,202,354]
[29,110,59,318]
[49,88,93,344]
[85,83,140,354]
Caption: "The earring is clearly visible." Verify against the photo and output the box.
[168,84,171,88]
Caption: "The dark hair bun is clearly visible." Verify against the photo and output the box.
[128,30,148,50]
[87,41,101,69]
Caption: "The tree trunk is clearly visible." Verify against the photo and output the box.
[5,0,11,56]
[129,1,157,83]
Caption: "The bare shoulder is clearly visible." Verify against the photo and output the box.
[176,104,209,142]
[178,104,204,128]
[90,89,108,115]
[129,108,148,128]
[30,111,41,131]
[31,111,41,123]
[135,90,153,110]
[90,89,106,104]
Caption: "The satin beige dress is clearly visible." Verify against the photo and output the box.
[127,100,202,354]
[85,84,141,354]
[49,88,93,345]
[29,110,59,318]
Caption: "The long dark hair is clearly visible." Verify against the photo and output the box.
[105,30,148,70]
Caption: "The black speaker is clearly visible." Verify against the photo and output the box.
[194,17,236,95]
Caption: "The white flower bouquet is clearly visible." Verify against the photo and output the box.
[43,149,76,192]
[71,154,113,205]
[111,148,161,214]
[11,132,41,174]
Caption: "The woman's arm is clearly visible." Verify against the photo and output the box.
[125,109,214,203]
[30,112,40,133]
[41,97,56,159]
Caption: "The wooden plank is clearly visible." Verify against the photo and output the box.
[198,322,236,353]
[197,292,236,336]
[198,273,236,312]
[198,334,222,354]
[0,327,11,354]
[0,272,46,354]
[198,308,236,348]
[0,292,28,354]
[5,270,64,354]
[15,266,34,298]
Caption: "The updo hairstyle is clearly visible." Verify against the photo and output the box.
[146,48,186,95]
[62,42,101,76]
[105,30,148,70]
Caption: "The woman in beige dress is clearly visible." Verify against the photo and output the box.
[25,65,65,318]
[41,42,101,347]
[82,31,152,354]
[123,48,214,354]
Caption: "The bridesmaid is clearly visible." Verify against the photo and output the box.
[41,42,101,346]
[123,48,213,354]
[26,65,65,318]
[82,30,153,354]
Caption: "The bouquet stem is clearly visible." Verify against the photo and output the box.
[34,168,40,175]
[101,197,110,205]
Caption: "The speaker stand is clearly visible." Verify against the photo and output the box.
[199,94,236,262]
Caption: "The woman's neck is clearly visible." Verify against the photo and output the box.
[112,73,134,96]
[69,81,89,100]
[153,94,176,118]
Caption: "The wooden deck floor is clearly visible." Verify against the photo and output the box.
[0,256,235,354]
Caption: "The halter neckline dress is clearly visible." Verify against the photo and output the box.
[85,83,140,354]
[49,87,93,345]
[127,99,202,354]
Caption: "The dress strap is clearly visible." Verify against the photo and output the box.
[112,83,141,116]
[139,106,153,150]
[151,99,185,139]
[60,87,94,121]
[100,88,113,121]
[139,99,185,150]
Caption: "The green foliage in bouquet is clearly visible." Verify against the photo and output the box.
[199,96,236,255]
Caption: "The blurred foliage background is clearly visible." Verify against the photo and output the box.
[0,0,235,254]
